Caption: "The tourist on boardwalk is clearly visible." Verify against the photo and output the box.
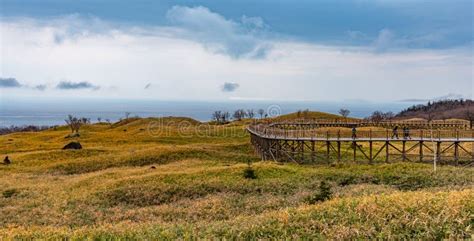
[352,127,357,139]
[403,126,411,139]
[392,126,399,139]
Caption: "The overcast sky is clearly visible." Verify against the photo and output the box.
[0,0,472,102]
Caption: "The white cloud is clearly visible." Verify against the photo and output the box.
[166,6,271,59]
[0,14,471,102]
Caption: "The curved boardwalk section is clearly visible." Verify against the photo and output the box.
[247,122,474,165]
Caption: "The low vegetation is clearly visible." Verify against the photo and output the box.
[398,99,474,122]
[0,114,472,239]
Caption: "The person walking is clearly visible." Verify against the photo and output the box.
[352,127,357,139]
[404,126,411,139]
[392,126,399,139]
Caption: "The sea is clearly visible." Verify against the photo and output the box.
[0,98,418,127]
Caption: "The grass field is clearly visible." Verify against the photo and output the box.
[0,116,473,239]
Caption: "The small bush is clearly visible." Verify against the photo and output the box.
[243,167,257,179]
[338,176,356,186]
[2,189,18,198]
[243,160,257,179]
[306,181,332,204]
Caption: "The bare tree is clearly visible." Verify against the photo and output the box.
[125,112,131,119]
[105,119,112,127]
[369,111,385,124]
[233,109,247,121]
[302,109,310,119]
[222,111,230,123]
[339,108,350,118]
[81,117,90,124]
[296,110,302,118]
[97,117,102,123]
[383,112,395,120]
[465,110,474,129]
[258,109,265,119]
[212,111,223,123]
[247,109,255,119]
[426,112,434,123]
[65,115,88,133]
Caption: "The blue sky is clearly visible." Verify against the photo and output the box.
[2,0,472,48]
[0,0,472,101]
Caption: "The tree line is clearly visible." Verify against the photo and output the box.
[212,109,267,124]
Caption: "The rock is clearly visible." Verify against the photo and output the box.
[3,156,11,165]
[150,166,156,169]
[62,142,82,150]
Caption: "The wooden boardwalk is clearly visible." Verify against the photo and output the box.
[271,119,470,129]
[247,123,474,165]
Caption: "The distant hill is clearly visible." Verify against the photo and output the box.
[396,99,474,120]
[273,110,359,121]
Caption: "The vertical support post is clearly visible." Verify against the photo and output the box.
[369,141,373,164]
[300,141,304,162]
[385,141,390,163]
[454,142,459,165]
[419,141,423,162]
[402,141,407,161]
[311,141,315,162]
[291,140,295,160]
[337,141,341,162]
[326,141,330,163]
[436,141,441,163]
[353,141,357,162]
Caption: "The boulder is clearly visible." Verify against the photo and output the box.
[62,142,82,150]
[3,156,11,165]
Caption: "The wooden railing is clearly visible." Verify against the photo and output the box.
[269,119,469,129]
[248,124,474,141]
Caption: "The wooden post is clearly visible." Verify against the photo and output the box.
[353,141,357,162]
[436,141,441,163]
[369,141,373,164]
[291,140,295,160]
[402,141,407,161]
[300,141,304,162]
[454,142,459,165]
[419,141,423,162]
[326,141,330,163]
[337,141,341,162]
[385,141,390,163]
[311,140,315,162]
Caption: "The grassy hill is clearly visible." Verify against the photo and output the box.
[0,115,473,239]
[273,110,359,121]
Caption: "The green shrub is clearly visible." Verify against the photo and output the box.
[2,189,18,198]
[243,160,257,179]
[306,181,332,204]
[243,167,257,179]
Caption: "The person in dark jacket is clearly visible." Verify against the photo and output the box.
[351,127,357,139]
[403,126,411,139]
[392,126,399,139]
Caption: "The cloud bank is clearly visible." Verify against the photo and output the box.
[0,77,22,88]
[0,7,472,101]
[56,81,99,90]
[221,82,240,92]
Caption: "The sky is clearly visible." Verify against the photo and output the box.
[0,0,473,102]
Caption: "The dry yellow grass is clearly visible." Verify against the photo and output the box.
[0,117,472,239]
